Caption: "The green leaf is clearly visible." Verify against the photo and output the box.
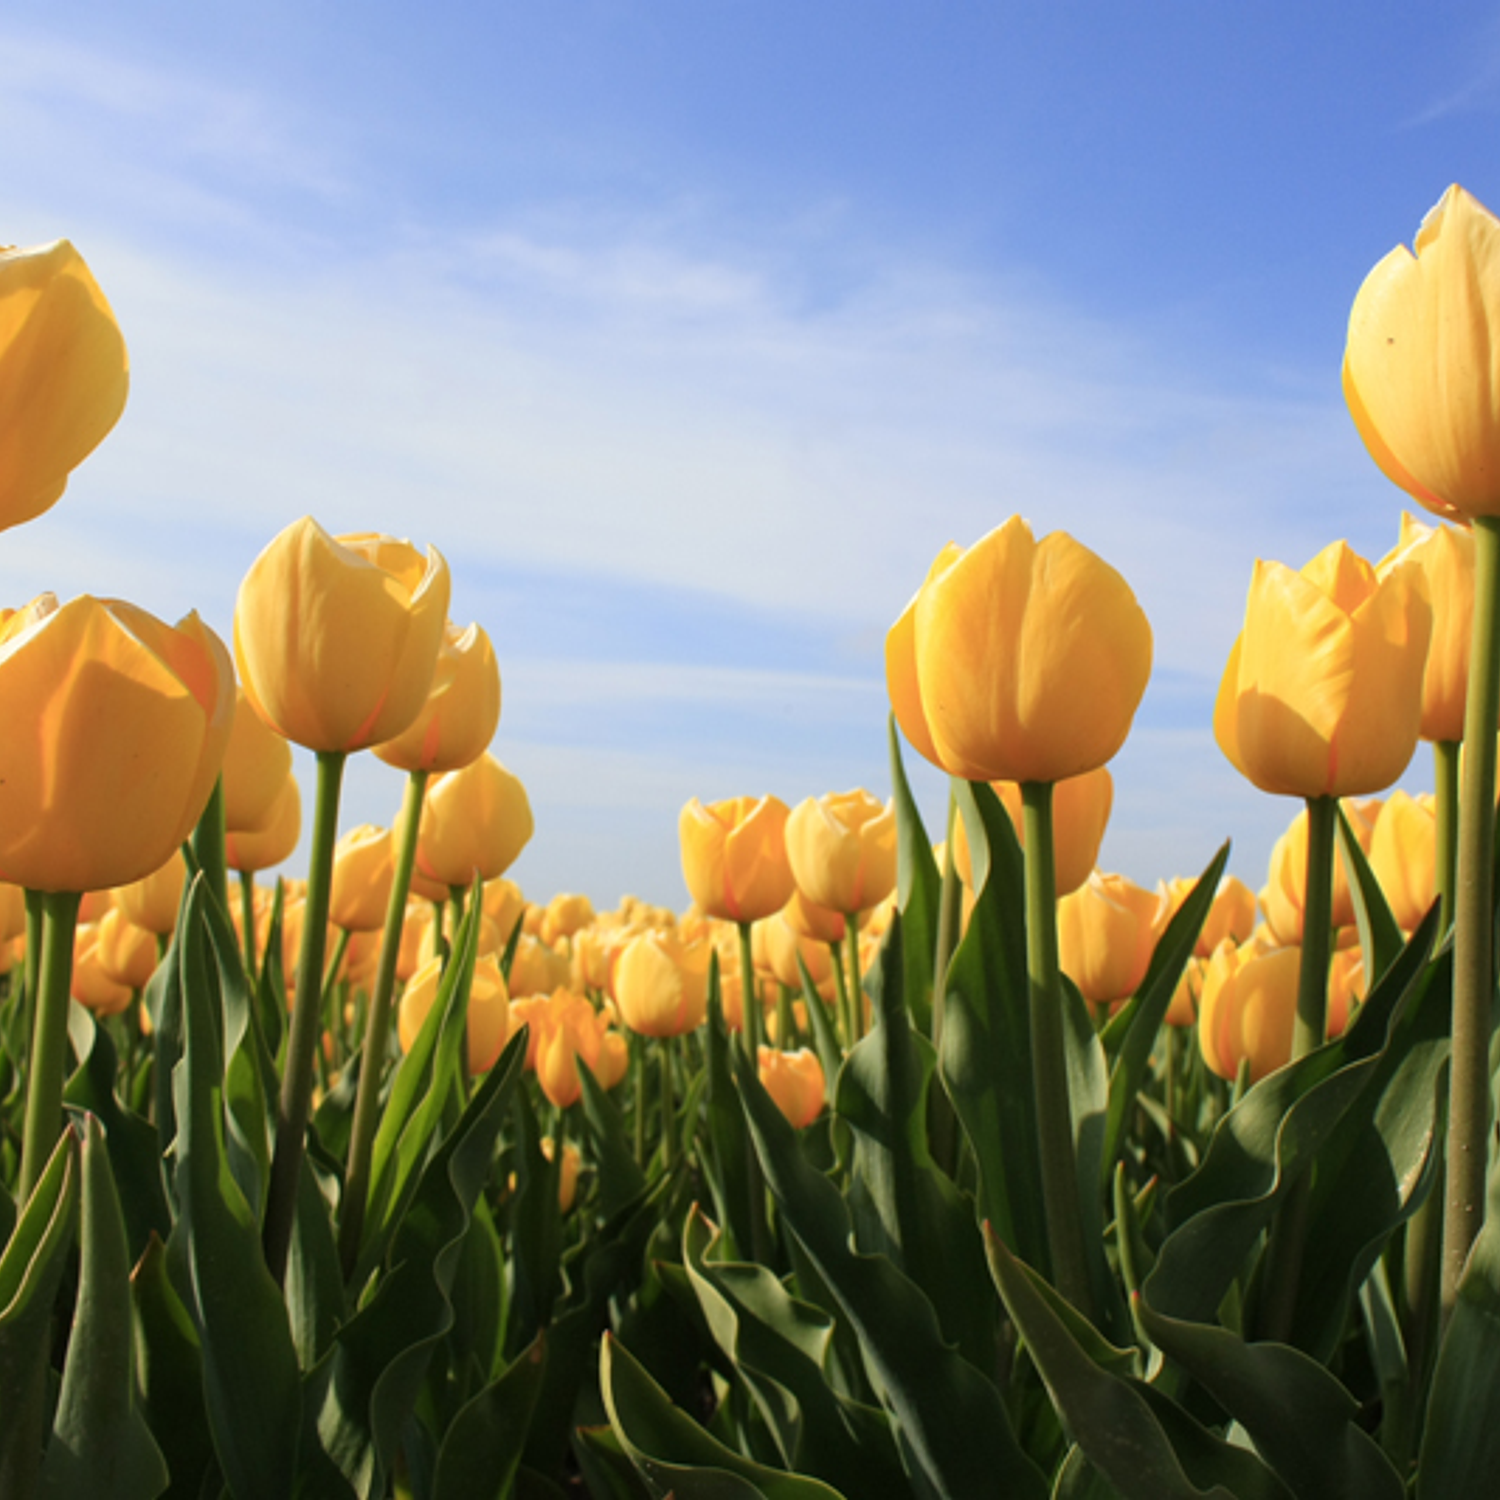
[939,779,1048,1273]
[734,1044,1048,1500]
[1416,1139,1500,1496]
[702,966,757,1262]
[0,1129,79,1500]
[1335,802,1405,989]
[171,877,303,1499]
[431,1333,547,1500]
[1134,1297,1403,1499]
[577,1054,647,1222]
[888,717,941,1035]
[602,1332,847,1499]
[836,914,997,1370]
[40,1115,168,1499]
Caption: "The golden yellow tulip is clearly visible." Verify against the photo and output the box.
[886,516,1152,784]
[328,824,394,933]
[1154,872,1258,959]
[94,906,159,991]
[679,795,796,923]
[415,753,533,889]
[0,239,129,529]
[224,772,301,873]
[222,686,294,834]
[540,891,596,947]
[757,1046,825,1129]
[0,594,233,892]
[1344,184,1500,521]
[234,517,450,753]
[374,619,501,773]
[114,849,186,936]
[1260,798,1377,946]
[398,951,510,1075]
[1056,870,1160,1006]
[785,788,896,916]
[612,929,711,1039]
[1369,790,1438,932]
[71,922,133,1016]
[1215,541,1431,798]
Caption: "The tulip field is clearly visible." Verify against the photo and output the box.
[3,191,1500,1498]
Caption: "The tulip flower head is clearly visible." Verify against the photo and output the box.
[785,788,897,916]
[416,753,534,889]
[758,1046,826,1129]
[398,951,511,1075]
[679,795,796,923]
[1345,185,1500,521]
[234,517,450,753]
[886,516,1153,784]
[374,618,501,774]
[612,929,711,1039]
[222,686,295,835]
[1215,541,1431,799]
[0,239,130,530]
[328,823,395,933]
[1057,870,1160,1006]
[225,772,302,874]
[0,594,234,892]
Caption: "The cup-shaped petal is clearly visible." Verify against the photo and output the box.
[679,795,795,923]
[612,930,710,1038]
[1057,870,1160,1005]
[785,788,896,916]
[225,773,301,873]
[757,1046,825,1129]
[222,686,294,833]
[329,823,395,933]
[375,619,501,773]
[415,753,533,888]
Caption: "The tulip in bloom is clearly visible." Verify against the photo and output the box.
[95,905,159,991]
[0,239,129,530]
[328,824,395,933]
[1057,870,1160,1006]
[1154,872,1258,959]
[224,773,302,874]
[612,929,711,1039]
[679,795,796,923]
[416,753,534,889]
[541,891,596,947]
[398,951,511,1075]
[1369,790,1438,932]
[234,518,450,753]
[114,849,186,937]
[1214,541,1431,799]
[758,1047,826,1129]
[375,619,501,774]
[0,595,234,891]
[1344,185,1500,521]
[785,788,896,916]
[71,923,132,1016]
[886,516,1153,784]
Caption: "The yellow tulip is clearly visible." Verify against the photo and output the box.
[886,516,1152,784]
[1056,870,1161,1006]
[1153,872,1258,959]
[224,772,301,874]
[398,951,510,1075]
[222,686,294,834]
[114,849,186,937]
[540,891,596,947]
[1214,541,1431,798]
[757,1046,825,1129]
[234,517,450,753]
[1377,514,1474,744]
[760,909,838,998]
[71,922,133,1016]
[0,239,129,529]
[679,795,796,923]
[612,929,711,1039]
[374,619,501,773]
[1344,185,1500,521]
[785,788,896,916]
[1259,798,1377,947]
[415,753,534,888]
[328,823,394,933]
[94,906,159,991]
[1369,790,1438,932]
[0,594,233,892]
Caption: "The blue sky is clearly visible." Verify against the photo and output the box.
[3,2,1495,907]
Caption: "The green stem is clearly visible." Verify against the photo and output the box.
[1446,513,1500,1320]
[660,1035,678,1168]
[632,1032,648,1166]
[263,749,346,1286]
[775,984,795,1048]
[339,768,427,1275]
[737,920,762,1059]
[1292,794,1337,1061]
[932,788,962,1052]
[1434,739,1459,936]
[843,917,863,1043]
[238,870,259,981]
[828,937,852,1050]
[18,889,83,1201]
[1021,780,1092,1317]
[191,775,231,922]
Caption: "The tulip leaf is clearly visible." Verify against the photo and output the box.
[1099,842,1230,1188]
[577,1053,647,1221]
[0,1129,79,1500]
[888,718,940,1035]
[1145,907,1434,1325]
[682,1206,904,1497]
[602,1332,847,1499]
[1133,1297,1404,1499]
[507,1085,566,1346]
[316,1026,525,1498]
[40,1114,168,1500]
[701,967,757,1262]
[1415,1139,1500,1496]
[734,1042,1048,1500]
[171,877,304,1499]
[794,951,844,1109]
[836,913,997,1370]
[939,779,1049,1273]
[430,1332,547,1500]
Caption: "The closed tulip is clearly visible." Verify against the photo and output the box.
[222,686,294,834]
[679,795,796,923]
[234,517,450,753]
[71,923,133,1016]
[375,619,501,773]
[224,772,301,873]
[758,1046,825,1129]
[0,594,233,892]
[785,788,896,916]
[1215,540,1431,798]
[398,951,510,1075]
[0,239,129,530]
[416,753,533,889]
[1154,872,1258,959]
[886,516,1152,784]
[114,849,186,936]
[1369,790,1438,932]
[1344,185,1500,521]
[1377,514,1474,744]
[94,905,159,991]
[1057,870,1161,1006]
[612,930,711,1039]
[328,824,394,933]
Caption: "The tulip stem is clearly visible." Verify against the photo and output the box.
[660,1035,678,1168]
[1021,781,1092,1318]
[1446,513,1500,1320]
[264,748,346,1287]
[931,789,962,1052]
[843,918,863,1044]
[1292,794,1337,1061]
[1433,739,1459,935]
[340,767,427,1276]
[17,889,83,1201]
[238,871,259,980]
[737,921,762,1058]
